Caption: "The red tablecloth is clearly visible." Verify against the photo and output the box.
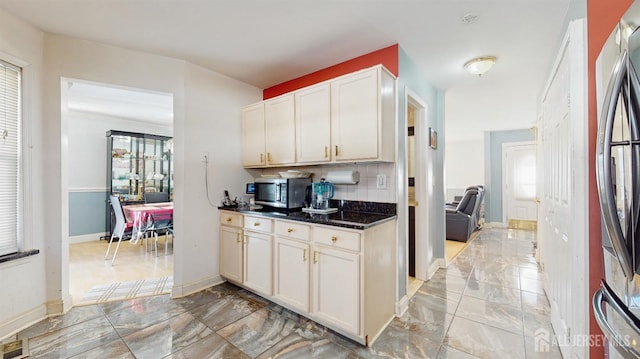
[122,202,173,242]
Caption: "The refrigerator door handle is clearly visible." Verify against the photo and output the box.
[593,281,640,358]
[597,50,635,280]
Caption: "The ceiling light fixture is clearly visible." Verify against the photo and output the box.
[463,56,497,76]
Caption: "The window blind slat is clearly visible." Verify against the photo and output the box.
[0,59,21,256]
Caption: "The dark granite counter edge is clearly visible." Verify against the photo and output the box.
[219,207,397,230]
[0,249,40,264]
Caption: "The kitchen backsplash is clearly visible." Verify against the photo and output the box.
[261,162,397,203]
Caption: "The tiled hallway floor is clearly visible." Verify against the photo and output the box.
[13,228,562,358]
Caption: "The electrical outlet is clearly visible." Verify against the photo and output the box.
[376,174,387,189]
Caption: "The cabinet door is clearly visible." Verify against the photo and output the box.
[241,102,266,167]
[295,83,331,163]
[265,94,295,165]
[312,246,360,335]
[244,230,273,296]
[220,226,243,283]
[274,237,310,312]
[331,68,379,161]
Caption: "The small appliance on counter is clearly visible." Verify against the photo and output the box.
[221,190,238,208]
[303,179,337,214]
[254,177,311,209]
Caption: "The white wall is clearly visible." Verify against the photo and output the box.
[68,110,173,190]
[0,25,260,338]
[261,162,397,203]
[444,137,484,202]
[0,8,47,337]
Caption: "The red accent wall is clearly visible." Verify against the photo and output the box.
[587,0,633,357]
[263,44,399,100]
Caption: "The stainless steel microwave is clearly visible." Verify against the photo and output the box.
[254,177,311,209]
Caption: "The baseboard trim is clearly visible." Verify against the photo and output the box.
[395,294,409,316]
[171,275,223,298]
[0,304,47,341]
[427,259,444,279]
[69,233,107,244]
[485,222,507,228]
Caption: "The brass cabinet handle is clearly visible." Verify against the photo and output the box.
[287,228,294,233]
[335,145,339,156]
[254,222,260,226]
[236,233,241,243]
[331,236,337,243]
[226,217,232,222]
[324,146,328,158]
[267,152,272,163]
[260,153,264,163]
[313,251,318,264]
[303,249,307,262]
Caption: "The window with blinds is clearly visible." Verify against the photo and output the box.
[0,60,21,256]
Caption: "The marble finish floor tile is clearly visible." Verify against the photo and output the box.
[18,228,556,359]
[217,307,301,358]
[444,316,526,358]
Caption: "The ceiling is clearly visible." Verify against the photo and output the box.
[0,0,575,139]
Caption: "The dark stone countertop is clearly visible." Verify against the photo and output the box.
[219,200,397,230]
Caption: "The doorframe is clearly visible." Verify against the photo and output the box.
[405,88,429,282]
[501,141,536,224]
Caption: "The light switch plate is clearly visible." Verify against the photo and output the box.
[376,174,387,189]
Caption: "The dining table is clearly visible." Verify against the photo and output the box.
[122,202,173,243]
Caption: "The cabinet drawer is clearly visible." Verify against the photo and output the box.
[313,226,361,252]
[244,216,273,233]
[276,221,311,241]
[220,212,243,227]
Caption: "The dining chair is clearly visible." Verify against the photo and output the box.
[105,195,133,265]
[144,192,169,203]
[145,211,173,256]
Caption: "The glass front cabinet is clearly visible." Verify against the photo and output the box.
[106,130,173,235]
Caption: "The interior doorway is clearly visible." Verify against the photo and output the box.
[502,141,537,229]
[406,89,429,298]
[61,78,175,305]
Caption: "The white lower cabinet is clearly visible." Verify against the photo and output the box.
[274,237,310,312]
[219,212,396,346]
[220,225,243,283]
[311,245,360,335]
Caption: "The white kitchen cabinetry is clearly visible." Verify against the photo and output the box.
[241,102,266,167]
[219,210,397,346]
[219,211,244,283]
[243,216,274,296]
[295,83,331,163]
[312,243,360,334]
[331,66,395,162]
[241,65,395,168]
[264,94,296,165]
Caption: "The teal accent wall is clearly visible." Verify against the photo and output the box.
[398,46,445,295]
[69,191,108,236]
[484,129,535,223]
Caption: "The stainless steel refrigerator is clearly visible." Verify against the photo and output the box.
[594,1,640,357]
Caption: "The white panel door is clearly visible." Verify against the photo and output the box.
[265,94,296,165]
[274,237,310,312]
[503,142,537,222]
[219,226,243,283]
[244,230,273,296]
[241,102,266,167]
[296,83,331,163]
[538,19,587,359]
[331,68,378,161]
[312,245,360,335]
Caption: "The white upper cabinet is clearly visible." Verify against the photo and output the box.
[241,65,395,168]
[264,94,296,165]
[331,66,395,163]
[295,83,331,163]
[241,102,266,167]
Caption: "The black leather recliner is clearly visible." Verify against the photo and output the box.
[446,188,481,242]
